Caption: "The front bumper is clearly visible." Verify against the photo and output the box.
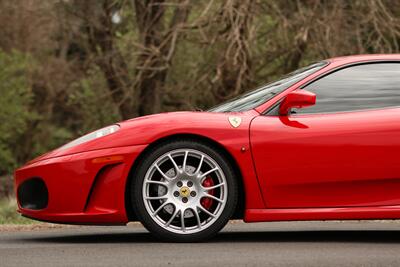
[14,144,146,225]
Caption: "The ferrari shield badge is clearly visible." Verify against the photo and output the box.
[228,116,242,128]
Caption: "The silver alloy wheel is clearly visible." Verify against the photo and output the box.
[142,148,228,234]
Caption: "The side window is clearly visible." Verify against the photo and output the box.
[295,63,400,114]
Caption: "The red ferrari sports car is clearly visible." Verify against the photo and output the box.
[14,54,400,242]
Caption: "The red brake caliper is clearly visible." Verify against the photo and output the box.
[201,176,214,210]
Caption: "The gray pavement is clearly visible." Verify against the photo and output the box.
[1,220,400,266]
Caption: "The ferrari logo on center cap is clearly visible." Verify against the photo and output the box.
[228,116,242,128]
[180,186,190,197]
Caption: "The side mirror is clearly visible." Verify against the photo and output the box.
[279,90,316,116]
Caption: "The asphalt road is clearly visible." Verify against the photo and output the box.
[2,221,400,267]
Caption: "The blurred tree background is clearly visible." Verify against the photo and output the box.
[1,0,400,198]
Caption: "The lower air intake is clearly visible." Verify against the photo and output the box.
[17,177,48,210]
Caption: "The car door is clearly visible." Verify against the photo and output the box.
[250,62,400,208]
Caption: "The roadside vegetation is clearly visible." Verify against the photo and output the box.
[0,198,34,224]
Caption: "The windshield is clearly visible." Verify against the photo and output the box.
[208,61,328,112]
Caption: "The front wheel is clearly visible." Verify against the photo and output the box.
[131,140,238,242]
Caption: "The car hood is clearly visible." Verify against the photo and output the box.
[24,110,258,164]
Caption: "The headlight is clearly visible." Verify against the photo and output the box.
[61,125,120,149]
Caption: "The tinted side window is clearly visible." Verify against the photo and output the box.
[296,63,400,114]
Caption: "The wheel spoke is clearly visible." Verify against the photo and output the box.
[145,196,168,200]
[166,207,180,226]
[153,201,169,215]
[145,180,168,186]
[180,210,186,232]
[193,208,202,229]
[203,182,225,190]
[197,205,216,218]
[168,154,180,173]
[199,167,218,179]
[195,155,204,174]
[203,193,223,203]
[182,151,189,172]
[155,164,173,181]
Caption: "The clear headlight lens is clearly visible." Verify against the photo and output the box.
[61,125,120,150]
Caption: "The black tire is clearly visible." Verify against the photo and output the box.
[130,139,238,242]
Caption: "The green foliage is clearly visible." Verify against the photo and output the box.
[29,123,73,159]
[0,198,34,224]
[0,50,35,174]
[67,67,121,135]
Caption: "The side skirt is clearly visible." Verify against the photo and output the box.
[245,206,400,222]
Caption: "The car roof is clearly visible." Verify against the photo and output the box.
[327,54,400,64]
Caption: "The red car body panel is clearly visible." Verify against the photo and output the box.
[15,110,264,224]
[15,145,145,224]
[245,206,400,222]
[14,54,400,225]
[250,108,400,208]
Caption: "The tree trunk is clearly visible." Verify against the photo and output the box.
[133,0,191,116]
[211,0,255,101]
[82,0,136,119]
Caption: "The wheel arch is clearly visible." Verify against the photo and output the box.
[125,133,245,222]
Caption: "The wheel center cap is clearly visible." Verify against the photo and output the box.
[180,186,190,197]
